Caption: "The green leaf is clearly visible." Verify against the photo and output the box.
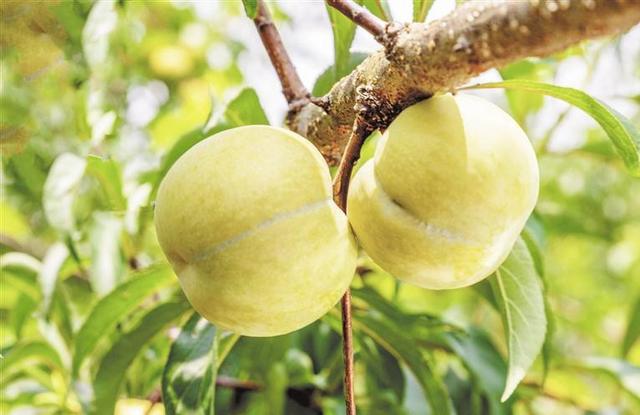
[312,52,368,97]
[210,88,269,130]
[413,0,434,22]
[72,265,176,375]
[86,155,126,212]
[363,0,392,20]
[90,299,190,415]
[265,363,288,415]
[521,217,553,383]
[571,357,640,402]
[352,313,455,414]
[1,341,64,378]
[283,349,316,387]
[82,0,117,70]
[463,80,640,176]
[348,288,457,412]
[6,150,47,201]
[1,252,42,302]
[445,329,510,415]
[89,212,124,296]
[326,1,362,82]
[162,313,217,415]
[622,295,640,357]
[499,60,552,125]
[474,280,499,310]
[241,0,258,18]
[522,215,545,277]
[358,337,405,401]
[333,290,454,415]
[489,238,547,402]
[11,293,37,339]
[352,287,447,336]
[154,88,268,198]
[39,243,69,316]
[42,152,87,233]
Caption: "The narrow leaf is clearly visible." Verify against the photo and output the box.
[464,80,640,176]
[353,314,455,414]
[522,217,554,383]
[490,238,546,402]
[1,341,64,376]
[329,291,454,415]
[72,265,176,375]
[38,243,69,316]
[90,300,190,415]
[312,52,368,97]
[86,155,126,211]
[413,0,434,22]
[241,0,258,18]
[162,313,217,415]
[212,88,269,130]
[42,152,87,232]
[326,1,362,82]
[363,0,392,20]
[571,357,640,402]
[82,0,117,70]
[12,293,38,339]
[445,329,509,415]
[622,295,640,357]
[1,252,42,301]
[89,212,124,296]
[499,61,552,125]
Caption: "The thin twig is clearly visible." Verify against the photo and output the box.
[339,290,356,415]
[332,115,373,415]
[537,41,607,154]
[326,0,387,41]
[0,232,47,259]
[216,376,262,391]
[253,0,309,107]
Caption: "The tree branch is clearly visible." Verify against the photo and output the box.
[288,0,640,165]
[332,107,374,415]
[253,0,309,107]
[326,0,388,41]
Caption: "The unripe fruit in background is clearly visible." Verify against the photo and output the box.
[149,45,195,79]
[347,94,539,289]
[154,126,357,336]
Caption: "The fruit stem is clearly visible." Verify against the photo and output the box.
[333,116,373,415]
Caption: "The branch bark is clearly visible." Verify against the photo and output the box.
[253,0,309,107]
[288,0,640,165]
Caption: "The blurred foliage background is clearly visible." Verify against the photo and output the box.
[1,1,639,414]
